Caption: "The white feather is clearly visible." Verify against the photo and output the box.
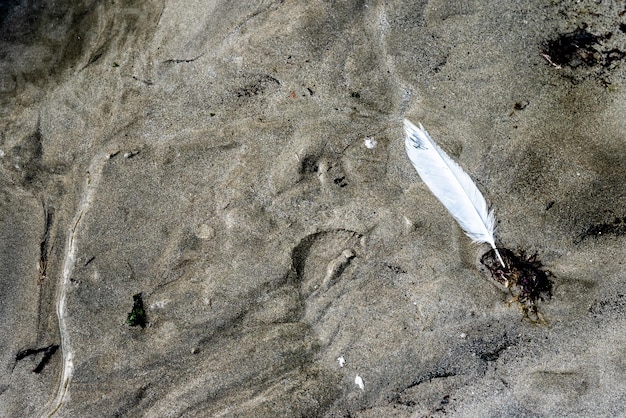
[404,119,504,267]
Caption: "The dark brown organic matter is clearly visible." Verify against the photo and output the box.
[481,248,553,322]
[540,26,626,85]
[542,28,602,68]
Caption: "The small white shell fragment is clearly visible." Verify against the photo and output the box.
[355,375,365,391]
[337,356,346,368]
[363,137,377,149]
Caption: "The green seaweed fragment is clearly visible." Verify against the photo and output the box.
[127,293,147,328]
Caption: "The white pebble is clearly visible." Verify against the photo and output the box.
[364,137,377,149]
[355,375,365,391]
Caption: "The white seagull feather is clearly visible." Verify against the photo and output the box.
[404,119,504,267]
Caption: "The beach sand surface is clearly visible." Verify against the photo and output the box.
[1,1,625,416]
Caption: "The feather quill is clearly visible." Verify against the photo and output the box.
[404,119,504,267]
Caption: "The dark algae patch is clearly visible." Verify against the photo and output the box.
[481,249,553,323]
[127,293,147,328]
[576,215,626,244]
[542,28,603,68]
[541,25,626,84]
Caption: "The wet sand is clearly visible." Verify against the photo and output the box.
[1,1,625,416]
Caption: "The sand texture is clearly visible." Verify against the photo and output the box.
[1,1,625,416]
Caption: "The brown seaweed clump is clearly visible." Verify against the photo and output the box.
[481,248,553,323]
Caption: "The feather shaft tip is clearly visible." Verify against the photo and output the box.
[493,247,505,268]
